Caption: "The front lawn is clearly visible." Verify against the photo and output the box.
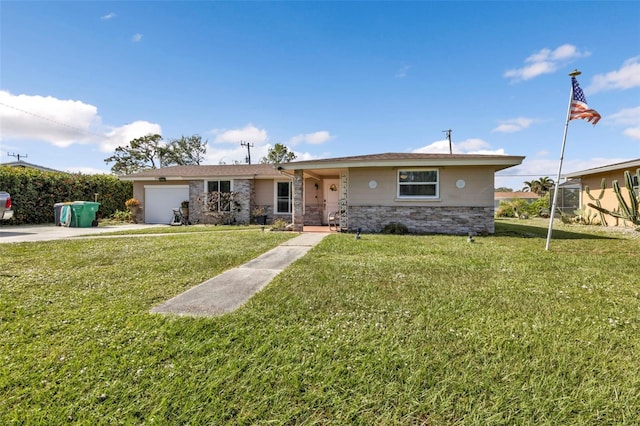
[1,223,638,424]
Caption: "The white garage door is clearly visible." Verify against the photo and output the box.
[144,185,189,224]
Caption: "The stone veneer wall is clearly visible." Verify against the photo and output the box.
[188,179,252,225]
[304,204,323,226]
[189,180,205,223]
[348,205,495,235]
[232,179,251,224]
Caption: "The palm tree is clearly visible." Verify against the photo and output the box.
[522,177,554,195]
[537,176,555,195]
[522,180,542,194]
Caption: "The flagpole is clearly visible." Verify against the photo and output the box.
[545,69,581,251]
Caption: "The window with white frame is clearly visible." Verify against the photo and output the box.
[397,169,439,198]
[276,181,292,213]
[207,180,232,211]
[633,174,639,196]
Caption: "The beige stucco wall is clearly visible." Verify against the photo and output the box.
[581,169,638,226]
[253,179,276,207]
[132,180,186,207]
[347,166,495,207]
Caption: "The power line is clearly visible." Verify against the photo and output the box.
[0,102,105,139]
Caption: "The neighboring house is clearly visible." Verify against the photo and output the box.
[553,179,581,216]
[120,152,524,234]
[1,160,66,173]
[564,158,640,227]
[494,191,539,209]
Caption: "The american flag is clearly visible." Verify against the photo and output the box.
[570,76,601,125]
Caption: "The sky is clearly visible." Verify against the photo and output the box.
[1,1,639,190]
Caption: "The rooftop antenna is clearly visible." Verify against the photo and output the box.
[240,141,254,164]
[442,129,452,154]
[7,152,28,161]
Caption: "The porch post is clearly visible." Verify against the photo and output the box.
[292,169,304,231]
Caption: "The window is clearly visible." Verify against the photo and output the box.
[207,180,231,193]
[633,174,639,197]
[207,180,232,211]
[397,169,439,198]
[276,181,292,213]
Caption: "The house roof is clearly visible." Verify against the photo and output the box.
[278,152,525,172]
[119,152,526,181]
[119,163,283,181]
[1,160,66,173]
[494,191,540,200]
[565,158,640,178]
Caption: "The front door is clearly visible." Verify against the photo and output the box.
[322,179,340,225]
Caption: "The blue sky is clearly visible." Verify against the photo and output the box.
[1,1,638,190]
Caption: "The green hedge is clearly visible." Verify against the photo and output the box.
[0,166,132,225]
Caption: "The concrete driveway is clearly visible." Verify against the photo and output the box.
[0,223,166,243]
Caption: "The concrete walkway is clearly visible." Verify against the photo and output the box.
[150,232,329,317]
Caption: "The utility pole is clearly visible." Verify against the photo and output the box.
[240,141,254,164]
[7,152,28,161]
[442,129,452,154]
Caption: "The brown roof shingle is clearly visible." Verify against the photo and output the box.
[119,163,282,179]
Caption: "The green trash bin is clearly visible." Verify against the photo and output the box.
[69,201,100,228]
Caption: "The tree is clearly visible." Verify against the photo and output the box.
[104,134,166,175]
[522,177,554,195]
[522,180,541,194]
[105,133,208,174]
[537,176,555,195]
[261,143,297,164]
[163,135,207,166]
[495,187,514,192]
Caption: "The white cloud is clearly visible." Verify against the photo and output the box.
[204,146,261,165]
[395,65,410,78]
[412,140,451,154]
[492,117,536,133]
[293,151,322,161]
[0,90,100,147]
[102,121,163,152]
[608,106,640,140]
[203,143,324,166]
[288,130,333,145]
[588,57,640,93]
[206,125,328,164]
[504,44,590,82]
[101,12,116,20]
[623,128,640,140]
[132,33,143,42]
[0,90,163,153]
[211,123,268,144]
[412,138,506,155]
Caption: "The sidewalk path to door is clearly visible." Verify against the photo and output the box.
[150,232,329,317]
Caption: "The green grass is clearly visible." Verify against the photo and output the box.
[93,223,263,235]
[1,223,639,424]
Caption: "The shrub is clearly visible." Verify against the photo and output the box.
[495,203,516,218]
[110,210,131,222]
[271,218,289,231]
[0,166,132,225]
[125,198,140,209]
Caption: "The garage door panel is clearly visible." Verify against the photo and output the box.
[144,186,189,224]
